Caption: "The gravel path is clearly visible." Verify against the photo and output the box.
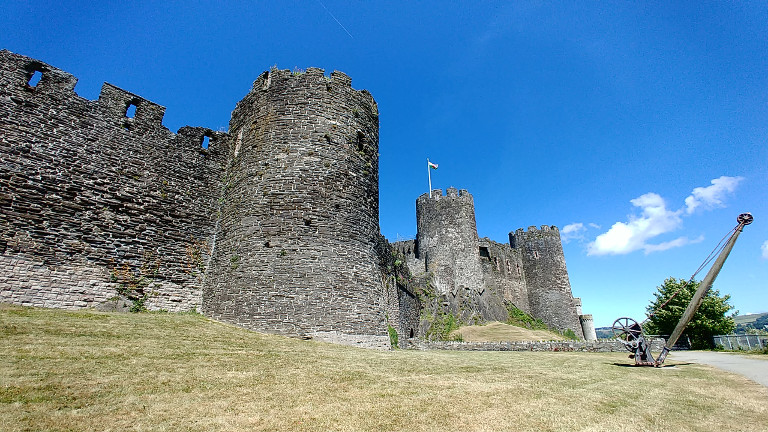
[670,351,768,387]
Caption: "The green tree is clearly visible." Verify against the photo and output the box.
[644,277,736,349]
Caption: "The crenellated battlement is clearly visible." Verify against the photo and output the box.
[97,83,166,131]
[417,187,474,204]
[247,67,377,117]
[252,67,355,90]
[0,50,217,145]
[0,49,78,97]
[512,225,560,235]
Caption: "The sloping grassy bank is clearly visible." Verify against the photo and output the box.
[453,321,567,342]
[2,305,767,431]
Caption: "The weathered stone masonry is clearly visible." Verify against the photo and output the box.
[394,188,586,339]
[202,67,393,346]
[0,50,227,313]
[0,50,419,348]
[1,50,590,346]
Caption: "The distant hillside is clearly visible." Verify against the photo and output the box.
[595,327,615,340]
[733,312,768,325]
[734,312,768,333]
[595,313,768,338]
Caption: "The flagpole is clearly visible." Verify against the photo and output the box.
[427,158,432,198]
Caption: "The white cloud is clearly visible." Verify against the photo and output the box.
[560,223,585,243]
[588,176,744,256]
[762,241,768,260]
[685,176,744,214]
[588,193,684,256]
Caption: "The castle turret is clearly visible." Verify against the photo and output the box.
[510,225,584,338]
[416,188,483,299]
[202,68,388,347]
[580,314,597,342]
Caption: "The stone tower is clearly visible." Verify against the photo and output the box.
[201,68,388,347]
[415,188,508,320]
[416,188,483,298]
[510,226,584,338]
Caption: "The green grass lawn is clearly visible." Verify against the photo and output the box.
[2,304,767,431]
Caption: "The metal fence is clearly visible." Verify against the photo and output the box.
[713,334,767,350]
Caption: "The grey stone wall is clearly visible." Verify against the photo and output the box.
[392,239,424,276]
[201,67,390,346]
[406,338,667,353]
[378,236,420,344]
[394,190,584,338]
[415,188,487,316]
[478,237,529,314]
[0,49,588,348]
[0,50,227,312]
[510,226,584,338]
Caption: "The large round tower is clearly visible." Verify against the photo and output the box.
[509,226,584,338]
[202,68,387,347]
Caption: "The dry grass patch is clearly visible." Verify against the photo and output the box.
[1,305,767,431]
[453,321,566,342]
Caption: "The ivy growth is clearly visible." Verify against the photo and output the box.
[388,324,399,348]
[110,252,161,313]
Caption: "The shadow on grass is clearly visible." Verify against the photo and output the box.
[611,362,687,368]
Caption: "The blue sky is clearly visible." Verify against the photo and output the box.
[4,1,767,327]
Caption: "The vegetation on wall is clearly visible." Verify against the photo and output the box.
[110,252,161,313]
[387,324,399,348]
[505,303,548,330]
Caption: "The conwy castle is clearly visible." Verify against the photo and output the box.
[0,50,595,348]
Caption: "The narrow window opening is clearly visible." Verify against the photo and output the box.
[27,71,43,88]
[201,135,211,149]
[409,329,414,338]
[533,251,540,259]
[356,131,366,153]
[125,103,137,119]
[304,218,311,227]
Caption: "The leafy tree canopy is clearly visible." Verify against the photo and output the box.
[644,277,736,349]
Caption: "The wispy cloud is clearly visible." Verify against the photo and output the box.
[762,240,768,260]
[560,223,586,243]
[588,176,743,256]
[684,176,744,214]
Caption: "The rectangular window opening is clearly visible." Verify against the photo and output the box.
[27,71,43,88]
[479,246,490,259]
[125,103,137,119]
[201,135,211,149]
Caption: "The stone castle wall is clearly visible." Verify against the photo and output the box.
[0,50,584,346]
[201,67,391,346]
[0,50,227,312]
[511,226,584,338]
[394,188,584,337]
[477,237,529,313]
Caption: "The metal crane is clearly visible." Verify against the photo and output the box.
[611,213,753,367]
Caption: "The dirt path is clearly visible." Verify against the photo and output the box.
[670,351,768,387]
